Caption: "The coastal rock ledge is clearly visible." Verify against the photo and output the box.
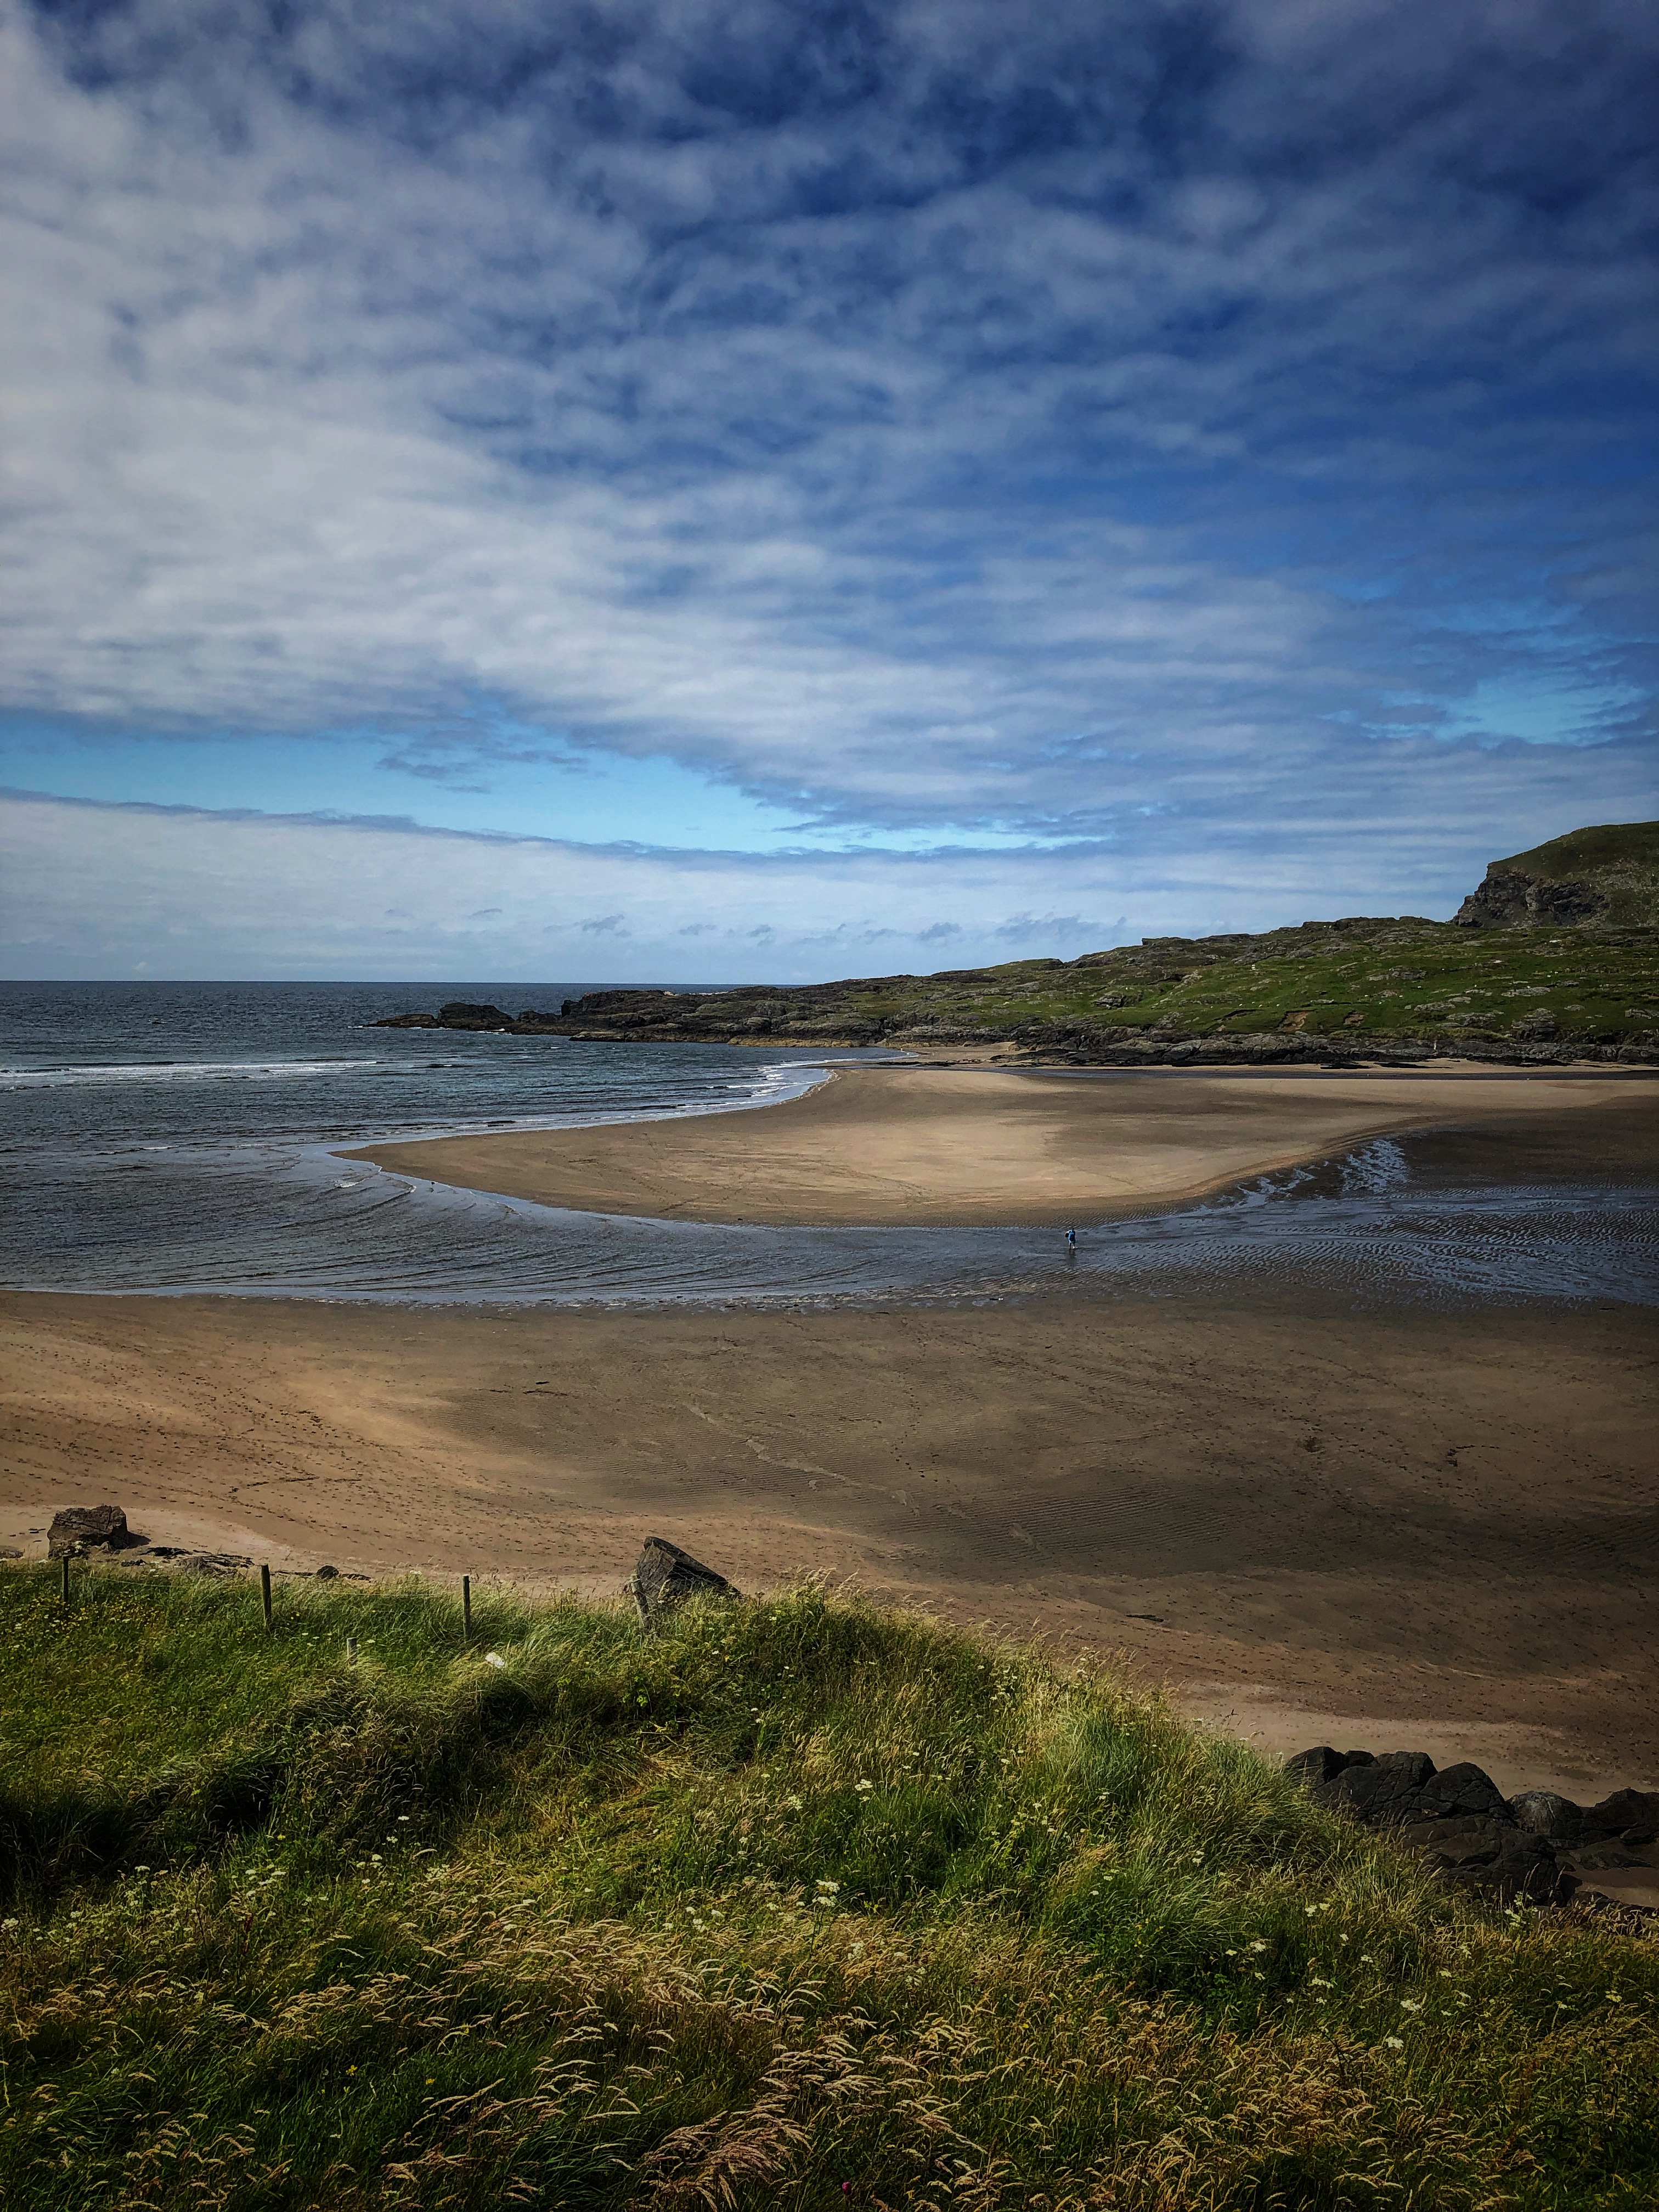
[1288,1746,1658,1912]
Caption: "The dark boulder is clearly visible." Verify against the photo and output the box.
[1510,1789,1583,1841]
[48,1504,142,1557]
[1414,1762,1509,1821]
[1582,1788,1659,1844]
[1429,1828,1575,1907]
[628,1538,740,1627]
[1316,1750,1436,1825]
[1285,1746,1375,1788]
[437,1002,514,1030]
[1285,1746,1346,1787]
[1402,1813,1510,1865]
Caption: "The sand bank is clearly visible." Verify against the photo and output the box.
[349,1064,1652,1226]
[5,1287,1654,1796]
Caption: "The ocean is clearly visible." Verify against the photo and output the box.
[2,981,1655,1309]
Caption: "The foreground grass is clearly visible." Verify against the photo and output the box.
[2,1568,1654,2208]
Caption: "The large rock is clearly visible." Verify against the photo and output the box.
[628,1538,740,1627]
[1316,1750,1437,1826]
[1285,1746,1375,1788]
[1510,1789,1583,1841]
[1454,866,1607,929]
[1407,1818,1576,1906]
[1581,1788,1659,1843]
[1413,1762,1509,1821]
[48,1505,140,1557]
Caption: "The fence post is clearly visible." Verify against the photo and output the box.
[462,1575,472,1643]
[346,1635,359,1666]
[60,1553,70,1602]
[261,1562,273,1633]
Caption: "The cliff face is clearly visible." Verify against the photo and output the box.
[1454,821,1659,930]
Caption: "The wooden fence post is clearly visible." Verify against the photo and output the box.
[462,1575,472,1643]
[261,1562,273,1633]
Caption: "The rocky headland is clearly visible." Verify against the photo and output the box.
[373,821,1659,1068]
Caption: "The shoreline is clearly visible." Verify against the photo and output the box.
[347,1061,1655,1227]
[5,1282,1655,1797]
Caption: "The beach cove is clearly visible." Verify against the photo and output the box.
[7,1061,1656,1798]
[350,1058,1656,1226]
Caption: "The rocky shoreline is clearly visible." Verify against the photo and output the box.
[371,827,1659,1065]
[7,1504,365,1584]
[374,996,1656,1068]
[1286,1745,1657,1918]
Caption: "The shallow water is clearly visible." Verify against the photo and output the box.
[3,982,1655,1311]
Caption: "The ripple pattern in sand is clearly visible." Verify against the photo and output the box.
[5,1134,1655,1311]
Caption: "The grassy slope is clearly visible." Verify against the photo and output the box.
[3,1568,1655,2209]
[546,823,1659,1049]
[1490,821,1659,930]
[584,921,1659,1049]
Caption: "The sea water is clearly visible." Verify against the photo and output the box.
[2,981,1654,1310]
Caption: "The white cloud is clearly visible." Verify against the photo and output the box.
[2,0,1652,862]
[4,774,1654,980]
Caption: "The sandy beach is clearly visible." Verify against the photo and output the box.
[5,1276,1655,1798]
[350,1062,1653,1225]
[5,1065,1655,1797]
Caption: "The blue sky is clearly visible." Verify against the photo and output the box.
[2,0,1655,979]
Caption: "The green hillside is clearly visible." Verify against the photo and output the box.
[1458,821,1659,932]
[383,822,1659,1062]
[549,915,1658,1058]
[3,1567,1655,2208]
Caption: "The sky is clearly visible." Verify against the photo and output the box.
[2,0,1655,981]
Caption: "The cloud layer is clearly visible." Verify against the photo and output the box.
[2,0,1655,970]
[5,768,1653,982]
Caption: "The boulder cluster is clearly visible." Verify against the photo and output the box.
[30,1505,354,1581]
[1288,1745,1657,1911]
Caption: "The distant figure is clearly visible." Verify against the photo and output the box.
[1065,1226,1077,1251]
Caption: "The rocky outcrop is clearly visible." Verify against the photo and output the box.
[1289,1747,1658,1910]
[48,1505,144,1557]
[1454,867,1608,930]
[376,1001,523,1031]
[627,1537,740,1626]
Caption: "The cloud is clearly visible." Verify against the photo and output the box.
[1,0,1652,871]
[4,776,1654,981]
[993,912,1107,942]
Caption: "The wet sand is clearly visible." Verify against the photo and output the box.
[4,1285,1655,1797]
[350,1063,1652,1226]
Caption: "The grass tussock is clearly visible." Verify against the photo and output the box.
[1,1564,1654,2209]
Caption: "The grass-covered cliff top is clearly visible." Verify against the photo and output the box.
[1479,820,1659,931]
[390,822,1659,1054]
[580,912,1659,1049]
[3,1567,1654,2208]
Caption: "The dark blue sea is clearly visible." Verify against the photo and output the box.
[2,982,1655,1310]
